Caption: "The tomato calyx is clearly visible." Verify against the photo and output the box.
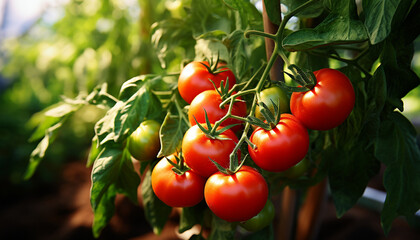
[246,100,282,131]
[279,64,317,92]
[199,55,230,76]
[209,153,247,175]
[193,109,238,140]
[165,154,190,175]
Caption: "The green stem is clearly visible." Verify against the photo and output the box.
[244,30,277,40]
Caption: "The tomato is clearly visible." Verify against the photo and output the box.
[151,156,206,207]
[240,200,275,232]
[290,68,355,130]
[182,124,239,178]
[178,61,236,104]
[255,86,289,120]
[248,114,309,172]
[204,166,268,222]
[127,120,161,161]
[188,90,247,132]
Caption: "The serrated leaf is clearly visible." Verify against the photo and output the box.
[157,112,190,157]
[374,112,420,235]
[195,39,229,63]
[282,0,324,18]
[363,0,400,44]
[327,143,380,217]
[90,146,140,237]
[223,30,247,79]
[95,86,162,145]
[141,167,172,234]
[24,120,64,179]
[283,13,368,51]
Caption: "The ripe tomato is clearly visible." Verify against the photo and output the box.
[182,124,239,178]
[255,86,289,120]
[151,156,206,207]
[127,120,161,161]
[240,200,275,232]
[204,166,268,222]
[178,61,236,104]
[248,114,309,172]
[290,68,355,130]
[188,90,247,132]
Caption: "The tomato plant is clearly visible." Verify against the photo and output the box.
[240,200,275,232]
[290,68,355,130]
[188,90,247,132]
[178,61,236,104]
[151,155,206,207]
[20,0,420,239]
[248,114,309,172]
[204,166,268,222]
[182,124,240,178]
[127,120,161,161]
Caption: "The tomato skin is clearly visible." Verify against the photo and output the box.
[127,120,161,161]
[204,166,268,222]
[290,68,355,130]
[182,125,239,178]
[240,200,275,232]
[188,90,247,132]
[151,156,206,207]
[255,86,289,120]
[279,157,310,179]
[248,114,309,172]
[178,61,236,104]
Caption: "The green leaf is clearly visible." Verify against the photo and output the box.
[157,112,190,157]
[283,0,368,51]
[95,85,163,145]
[263,0,281,25]
[282,0,324,18]
[24,120,64,179]
[195,38,230,63]
[179,203,207,233]
[86,135,100,167]
[327,142,380,217]
[90,146,140,237]
[223,30,247,79]
[283,13,368,51]
[374,112,420,234]
[141,167,172,234]
[208,214,236,240]
[381,40,420,111]
[363,0,400,44]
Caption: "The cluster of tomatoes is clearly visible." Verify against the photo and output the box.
[128,60,355,231]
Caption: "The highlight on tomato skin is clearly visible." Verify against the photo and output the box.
[248,113,310,172]
[290,68,355,131]
[178,61,236,104]
[127,120,161,161]
[204,166,269,222]
[151,156,206,208]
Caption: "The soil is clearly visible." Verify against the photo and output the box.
[1,161,419,240]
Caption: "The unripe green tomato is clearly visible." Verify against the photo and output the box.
[280,157,310,179]
[255,86,289,120]
[240,200,275,232]
[127,120,161,161]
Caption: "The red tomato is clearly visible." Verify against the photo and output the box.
[178,61,236,104]
[248,114,309,172]
[204,166,268,222]
[188,90,247,132]
[290,68,355,130]
[151,156,206,207]
[182,124,239,178]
